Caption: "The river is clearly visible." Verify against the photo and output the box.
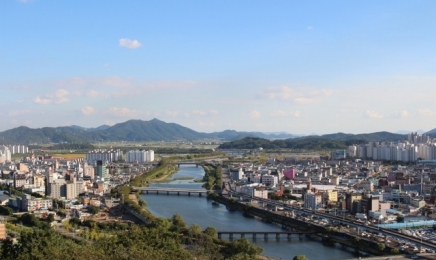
[141,165,356,260]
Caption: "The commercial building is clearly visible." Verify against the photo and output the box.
[304,191,323,210]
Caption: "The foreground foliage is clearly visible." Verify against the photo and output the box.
[0,215,263,260]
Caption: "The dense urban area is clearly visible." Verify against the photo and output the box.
[1,132,436,259]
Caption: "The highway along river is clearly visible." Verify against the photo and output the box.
[141,165,356,260]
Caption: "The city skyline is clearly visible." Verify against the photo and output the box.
[2,1,436,134]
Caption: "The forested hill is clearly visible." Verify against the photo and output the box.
[0,118,408,145]
[217,137,352,150]
[0,119,297,144]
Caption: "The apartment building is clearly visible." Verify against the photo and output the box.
[86,149,123,163]
[126,150,155,163]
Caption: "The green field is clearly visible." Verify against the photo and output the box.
[51,153,86,159]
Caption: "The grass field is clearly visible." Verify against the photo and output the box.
[51,153,86,159]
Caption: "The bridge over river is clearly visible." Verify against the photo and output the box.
[172,161,201,167]
[217,230,314,240]
[133,187,208,196]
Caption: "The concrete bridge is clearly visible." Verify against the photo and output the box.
[173,161,200,167]
[133,187,208,197]
[217,230,314,240]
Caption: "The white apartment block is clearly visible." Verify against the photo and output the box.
[349,139,434,162]
[126,150,155,163]
[349,132,436,162]
[0,146,11,163]
[86,149,123,163]
[6,145,29,154]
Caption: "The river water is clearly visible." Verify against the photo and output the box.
[141,165,356,260]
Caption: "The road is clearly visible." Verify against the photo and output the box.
[226,190,436,252]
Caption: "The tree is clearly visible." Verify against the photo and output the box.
[19,213,41,227]
[47,213,55,223]
[377,243,385,251]
[90,206,100,215]
[0,206,13,216]
[138,198,147,207]
[293,255,308,260]
[170,214,187,232]
[69,217,81,227]
[188,224,202,236]
[226,238,263,258]
[204,226,218,238]
[391,248,400,254]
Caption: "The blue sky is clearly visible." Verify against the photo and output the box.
[1,1,436,134]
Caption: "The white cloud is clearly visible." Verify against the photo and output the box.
[81,106,95,116]
[400,110,409,118]
[364,110,384,119]
[105,107,140,117]
[259,86,332,104]
[209,110,219,116]
[33,96,51,104]
[198,120,216,128]
[307,26,313,30]
[166,110,180,117]
[270,110,286,117]
[54,89,69,103]
[192,110,207,116]
[86,90,107,98]
[249,110,261,119]
[119,38,142,49]
[13,85,29,90]
[418,108,436,116]
[293,110,301,117]
[270,110,301,117]
[8,109,32,116]
[33,89,69,105]
[53,77,196,98]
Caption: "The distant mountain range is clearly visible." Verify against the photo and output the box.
[0,119,299,145]
[0,118,430,145]
[217,133,407,150]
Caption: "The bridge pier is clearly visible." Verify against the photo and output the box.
[253,234,256,239]
[241,234,245,238]
[264,234,268,239]
[199,192,202,197]
[167,191,169,195]
[229,234,233,240]
[146,190,148,194]
[276,233,280,240]
[218,233,221,239]
[177,192,180,196]
[299,234,303,241]
[188,192,191,196]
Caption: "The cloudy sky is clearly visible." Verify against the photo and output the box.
[1,1,436,134]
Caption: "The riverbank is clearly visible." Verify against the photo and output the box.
[210,194,401,258]
[130,161,178,187]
